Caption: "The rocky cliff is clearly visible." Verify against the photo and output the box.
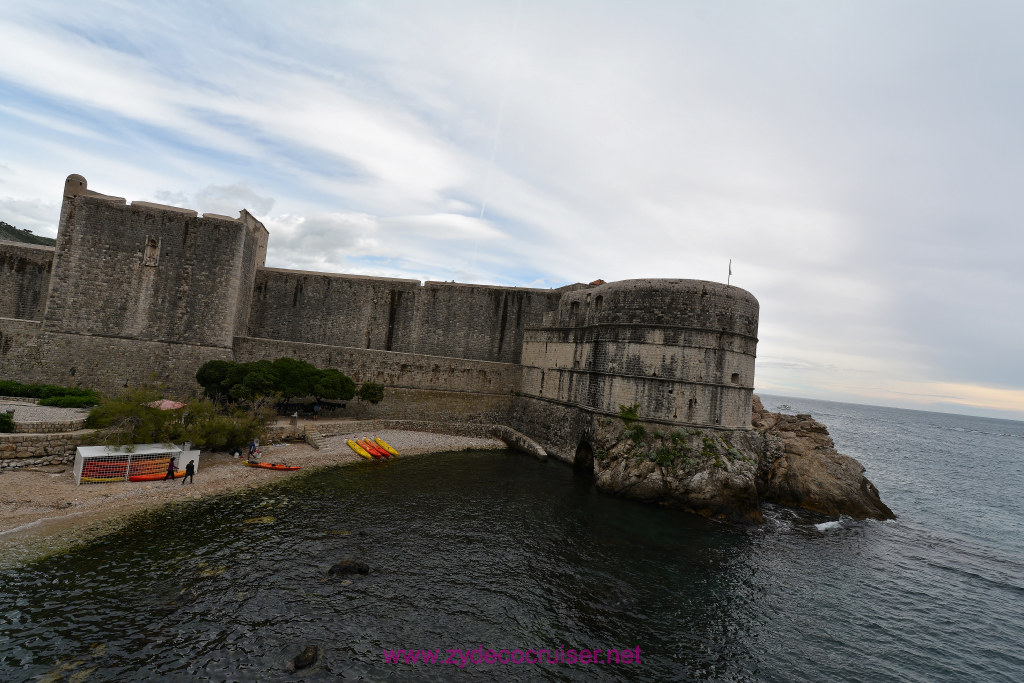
[751,396,894,520]
[591,396,893,523]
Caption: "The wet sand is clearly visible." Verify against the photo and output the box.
[0,429,505,567]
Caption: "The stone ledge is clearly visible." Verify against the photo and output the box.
[12,419,88,434]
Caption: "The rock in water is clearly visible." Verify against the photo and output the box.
[591,420,765,524]
[290,645,318,671]
[587,396,892,523]
[328,560,370,576]
[752,396,894,520]
[759,449,894,519]
[595,455,763,524]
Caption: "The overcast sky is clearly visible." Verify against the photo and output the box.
[2,1,1022,420]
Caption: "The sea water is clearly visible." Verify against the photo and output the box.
[0,396,1021,681]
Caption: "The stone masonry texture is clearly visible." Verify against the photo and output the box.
[0,241,54,321]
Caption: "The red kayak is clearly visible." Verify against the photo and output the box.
[243,461,302,471]
[359,438,389,458]
[130,470,185,482]
[356,439,382,459]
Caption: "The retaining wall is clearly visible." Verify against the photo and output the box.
[9,418,88,434]
[3,331,234,395]
[0,432,83,469]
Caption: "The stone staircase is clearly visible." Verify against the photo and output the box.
[304,426,327,450]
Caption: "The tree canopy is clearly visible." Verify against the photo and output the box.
[195,358,358,403]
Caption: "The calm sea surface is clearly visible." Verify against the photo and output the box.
[1,395,1022,681]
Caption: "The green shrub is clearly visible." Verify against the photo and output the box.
[85,388,267,450]
[618,403,641,426]
[86,387,184,445]
[357,382,385,404]
[652,444,674,466]
[38,395,100,408]
[669,430,690,452]
[623,423,647,443]
[316,368,356,402]
[180,401,269,450]
[0,412,13,433]
[641,440,694,468]
[0,380,98,400]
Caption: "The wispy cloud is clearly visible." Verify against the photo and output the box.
[1,1,1023,418]
[154,184,275,217]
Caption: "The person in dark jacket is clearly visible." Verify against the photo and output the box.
[163,458,177,481]
[182,459,195,484]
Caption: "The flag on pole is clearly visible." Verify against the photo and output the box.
[728,259,732,285]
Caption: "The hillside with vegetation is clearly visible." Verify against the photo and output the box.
[0,220,56,246]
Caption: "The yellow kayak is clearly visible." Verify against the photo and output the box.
[374,436,399,457]
[346,439,373,460]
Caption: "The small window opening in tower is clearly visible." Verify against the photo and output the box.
[731,373,740,384]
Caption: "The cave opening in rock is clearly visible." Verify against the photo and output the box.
[574,441,594,475]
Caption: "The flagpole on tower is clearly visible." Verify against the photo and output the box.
[728,259,732,286]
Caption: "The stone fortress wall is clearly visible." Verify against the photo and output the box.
[247,268,564,363]
[0,175,760,463]
[0,241,53,322]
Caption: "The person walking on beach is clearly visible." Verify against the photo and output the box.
[163,458,176,481]
[182,459,195,485]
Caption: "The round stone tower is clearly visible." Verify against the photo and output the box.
[64,174,88,197]
[519,279,759,428]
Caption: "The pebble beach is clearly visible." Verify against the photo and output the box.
[0,427,506,567]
